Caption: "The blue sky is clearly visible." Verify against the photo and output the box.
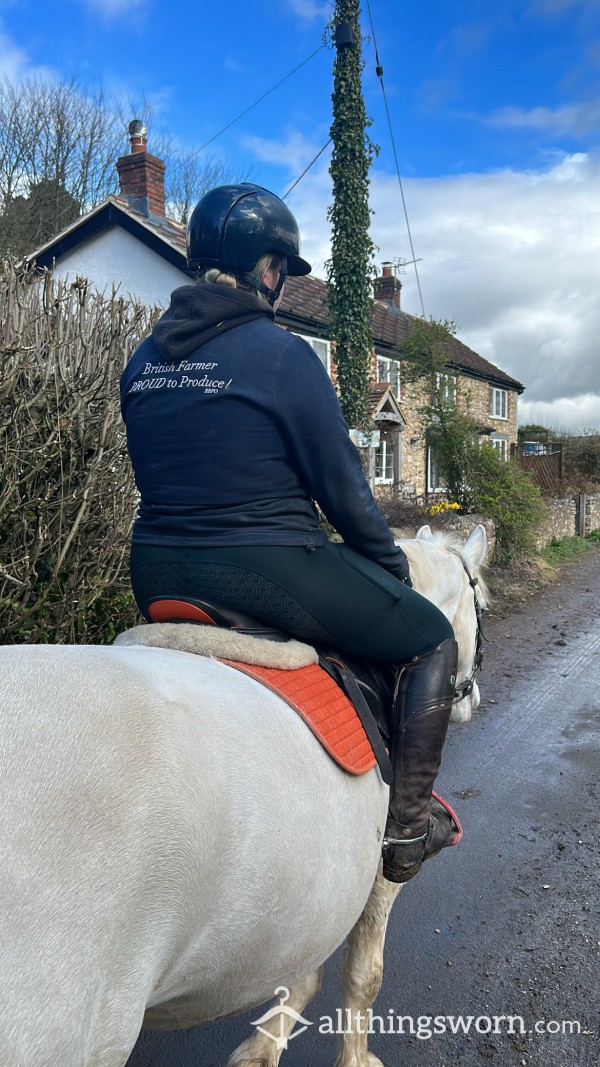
[2,0,600,429]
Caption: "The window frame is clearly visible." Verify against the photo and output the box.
[427,445,447,494]
[435,372,457,406]
[376,354,401,397]
[375,437,395,484]
[490,387,508,420]
[293,333,331,376]
[491,436,508,460]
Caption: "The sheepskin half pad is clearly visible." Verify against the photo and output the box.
[114,622,319,670]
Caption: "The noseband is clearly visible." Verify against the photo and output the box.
[453,553,486,704]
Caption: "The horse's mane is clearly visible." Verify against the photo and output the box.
[418,528,465,552]
[433,529,490,609]
[402,528,490,610]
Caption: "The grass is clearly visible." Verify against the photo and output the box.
[541,535,595,566]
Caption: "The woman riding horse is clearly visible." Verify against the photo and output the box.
[120,183,459,883]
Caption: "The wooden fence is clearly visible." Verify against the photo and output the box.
[518,446,563,493]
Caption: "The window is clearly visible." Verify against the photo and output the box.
[435,372,456,405]
[427,446,447,493]
[375,438,394,483]
[293,333,331,375]
[491,437,508,460]
[490,387,507,419]
[376,356,400,397]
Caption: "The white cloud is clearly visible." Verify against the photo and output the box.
[0,27,29,80]
[488,101,600,136]
[286,163,332,275]
[243,129,328,179]
[286,0,331,21]
[80,0,148,14]
[518,394,600,431]
[289,150,600,431]
[0,21,57,82]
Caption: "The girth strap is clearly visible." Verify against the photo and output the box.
[319,656,393,786]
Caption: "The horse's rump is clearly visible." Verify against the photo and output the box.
[0,643,387,1038]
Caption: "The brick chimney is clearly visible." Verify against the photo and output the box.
[116,119,166,218]
[374,262,402,309]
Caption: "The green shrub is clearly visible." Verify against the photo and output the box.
[397,316,545,564]
[464,444,547,564]
[424,407,546,564]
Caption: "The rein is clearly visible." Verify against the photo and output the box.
[452,552,487,704]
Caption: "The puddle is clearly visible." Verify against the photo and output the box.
[560,706,600,741]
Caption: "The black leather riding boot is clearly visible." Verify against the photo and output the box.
[382,637,459,884]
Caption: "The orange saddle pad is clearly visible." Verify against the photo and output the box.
[221,659,377,776]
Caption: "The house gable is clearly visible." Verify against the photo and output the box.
[42,225,186,307]
[29,197,191,306]
[281,275,524,396]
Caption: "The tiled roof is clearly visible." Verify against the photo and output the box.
[368,383,389,409]
[280,274,331,330]
[280,277,524,393]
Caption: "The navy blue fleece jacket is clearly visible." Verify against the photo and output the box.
[120,283,409,579]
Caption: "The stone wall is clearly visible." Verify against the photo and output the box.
[458,376,519,449]
[534,499,577,550]
[533,493,600,549]
[586,493,600,534]
[445,497,600,557]
[378,494,600,559]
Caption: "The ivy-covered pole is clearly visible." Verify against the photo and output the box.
[327,0,375,430]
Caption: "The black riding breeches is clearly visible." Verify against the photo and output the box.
[130,541,454,663]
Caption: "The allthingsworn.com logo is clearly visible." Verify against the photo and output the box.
[252,991,588,1051]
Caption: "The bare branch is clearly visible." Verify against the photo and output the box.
[0,260,160,643]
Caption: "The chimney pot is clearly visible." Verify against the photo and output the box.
[116,122,165,218]
[128,118,147,154]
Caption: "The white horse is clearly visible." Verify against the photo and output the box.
[0,524,488,1067]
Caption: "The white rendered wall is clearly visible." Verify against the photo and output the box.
[52,226,186,308]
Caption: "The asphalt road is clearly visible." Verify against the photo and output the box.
[128,548,600,1067]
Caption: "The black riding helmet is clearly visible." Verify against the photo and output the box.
[187,183,311,305]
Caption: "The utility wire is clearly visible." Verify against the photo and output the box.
[281,138,332,200]
[365,0,426,318]
[189,43,327,161]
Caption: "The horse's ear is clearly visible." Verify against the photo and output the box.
[462,523,488,569]
[416,525,434,541]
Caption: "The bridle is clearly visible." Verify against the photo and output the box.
[452,552,487,704]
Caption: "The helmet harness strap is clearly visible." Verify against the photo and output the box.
[240,256,288,308]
